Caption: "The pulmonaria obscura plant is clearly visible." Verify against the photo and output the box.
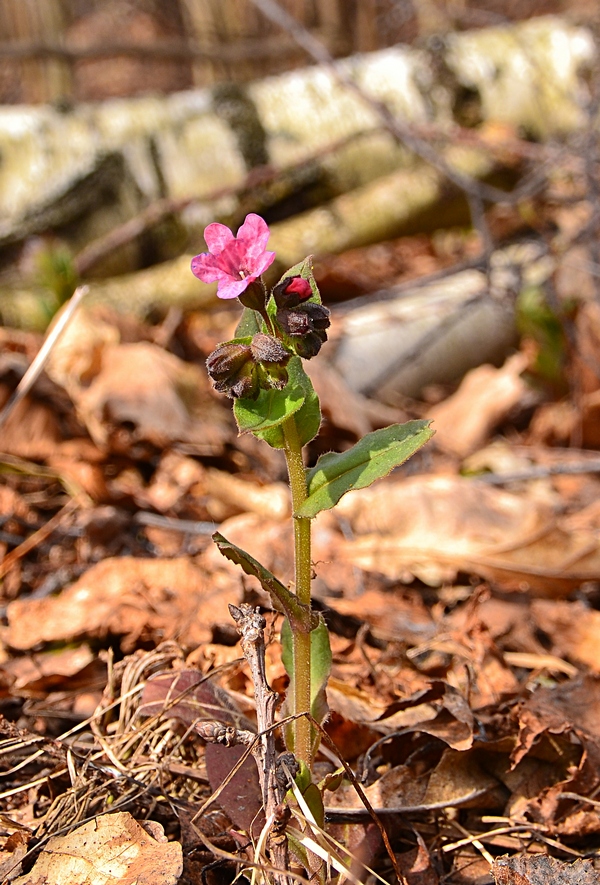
[192,213,433,851]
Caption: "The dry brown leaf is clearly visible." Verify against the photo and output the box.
[326,748,496,814]
[329,680,474,750]
[4,557,237,651]
[428,353,529,457]
[45,315,231,456]
[3,645,96,694]
[0,392,63,461]
[204,468,290,520]
[338,475,600,593]
[12,812,182,885]
[0,831,28,882]
[512,676,600,768]
[45,304,120,394]
[530,599,600,673]
[325,587,435,645]
[492,854,598,885]
[395,839,439,885]
[75,342,227,452]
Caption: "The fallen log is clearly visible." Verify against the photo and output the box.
[0,15,593,280]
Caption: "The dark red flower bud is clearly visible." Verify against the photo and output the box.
[284,276,312,301]
[206,335,292,399]
[206,342,259,399]
[277,309,312,337]
[274,297,330,359]
[302,303,330,331]
[273,276,313,309]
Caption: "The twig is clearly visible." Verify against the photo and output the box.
[247,0,546,208]
[0,33,331,64]
[0,285,88,430]
[477,459,600,484]
[0,498,79,580]
[133,511,217,535]
[229,603,294,885]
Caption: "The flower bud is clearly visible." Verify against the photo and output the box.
[206,335,292,399]
[250,333,291,365]
[238,280,267,311]
[206,342,252,383]
[293,330,327,359]
[274,293,331,360]
[273,276,313,309]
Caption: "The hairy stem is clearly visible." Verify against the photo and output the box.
[282,414,312,768]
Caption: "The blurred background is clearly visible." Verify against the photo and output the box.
[0,0,578,105]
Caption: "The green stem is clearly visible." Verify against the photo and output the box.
[282,414,312,769]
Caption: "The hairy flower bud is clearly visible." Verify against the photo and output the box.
[206,341,259,398]
[206,342,252,383]
[206,334,291,399]
[274,283,331,359]
[250,333,290,365]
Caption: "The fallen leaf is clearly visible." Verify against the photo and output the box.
[12,812,182,885]
[73,341,229,453]
[326,747,496,814]
[512,676,600,768]
[205,743,264,836]
[338,475,600,593]
[4,644,98,696]
[139,669,251,730]
[492,854,597,885]
[428,353,529,457]
[0,392,63,461]
[5,557,237,651]
[530,599,600,673]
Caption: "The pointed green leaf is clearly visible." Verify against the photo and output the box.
[296,419,434,518]
[212,532,317,632]
[254,357,321,448]
[235,307,262,337]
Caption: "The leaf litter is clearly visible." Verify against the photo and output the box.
[2,277,600,885]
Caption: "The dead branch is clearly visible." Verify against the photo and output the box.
[228,603,295,885]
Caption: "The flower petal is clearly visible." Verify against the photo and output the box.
[237,212,271,250]
[191,253,228,283]
[204,222,234,254]
[252,250,276,277]
[217,277,253,299]
[237,213,271,254]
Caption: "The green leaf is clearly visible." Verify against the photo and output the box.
[233,380,305,435]
[254,357,321,448]
[282,615,332,753]
[212,532,317,632]
[302,782,325,829]
[296,419,434,518]
[235,307,262,337]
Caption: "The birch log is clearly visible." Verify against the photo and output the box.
[0,16,595,328]
[0,16,593,257]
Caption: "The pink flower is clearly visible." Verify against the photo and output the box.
[191,213,276,299]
